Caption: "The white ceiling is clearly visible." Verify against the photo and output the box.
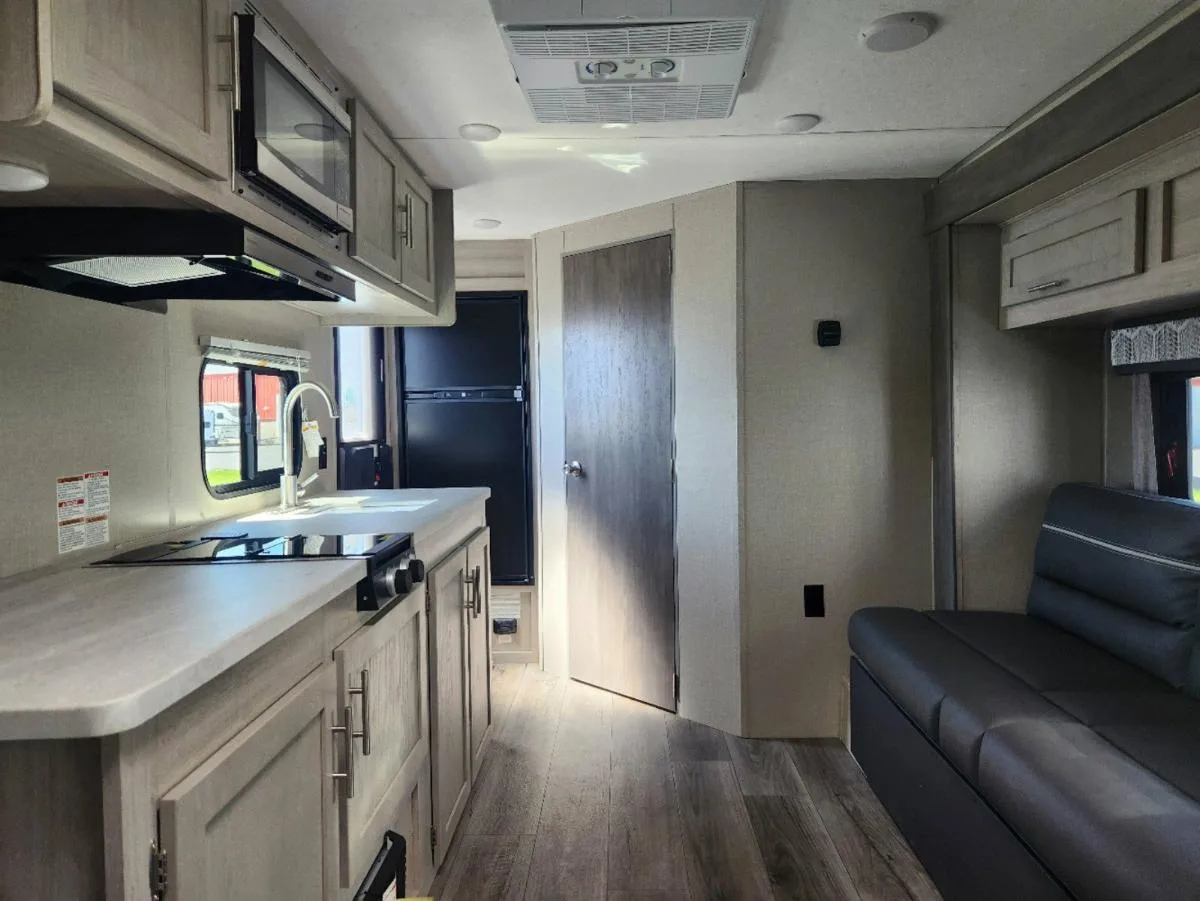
[279,0,1179,238]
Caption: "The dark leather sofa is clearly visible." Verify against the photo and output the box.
[849,484,1200,901]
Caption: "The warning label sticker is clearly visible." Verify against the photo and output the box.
[56,469,111,554]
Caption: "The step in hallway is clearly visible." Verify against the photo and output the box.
[431,665,942,901]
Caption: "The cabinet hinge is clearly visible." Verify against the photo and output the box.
[430,824,438,851]
[674,672,680,701]
[149,841,168,901]
[425,587,432,616]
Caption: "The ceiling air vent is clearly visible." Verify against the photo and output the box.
[490,1,764,124]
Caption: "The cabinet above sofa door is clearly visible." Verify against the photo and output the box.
[49,0,233,178]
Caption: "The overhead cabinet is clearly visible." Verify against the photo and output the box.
[50,0,232,178]
[1001,191,1145,307]
[1000,130,1200,328]
[350,100,438,303]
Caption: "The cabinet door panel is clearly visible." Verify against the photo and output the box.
[1165,167,1200,263]
[1001,190,1145,307]
[334,587,428,887]
[51,0,231,177]
[160,666,339,901]
[466,528,493,777]
[349,99,405,284]
[428,548,471,869]
[399,156,437,302]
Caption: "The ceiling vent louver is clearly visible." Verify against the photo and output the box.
[490,1,764,124]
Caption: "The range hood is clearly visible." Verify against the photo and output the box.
[0,208,355,306]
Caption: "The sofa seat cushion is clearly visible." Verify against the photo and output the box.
[1044,691,1200,802]
[979,721,1200,901]
[850,608,1073,781]
[929,610,1172,693]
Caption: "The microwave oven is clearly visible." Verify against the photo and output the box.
[233,12,354,235]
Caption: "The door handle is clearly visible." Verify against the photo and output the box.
[1027,278,1067,293]
[563,460,585,479]
[348,668,371,756]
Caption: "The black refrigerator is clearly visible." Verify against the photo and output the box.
[400,293,533,584]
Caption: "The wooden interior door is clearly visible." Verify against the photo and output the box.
[427,548,471,869]
[563,235,676,711]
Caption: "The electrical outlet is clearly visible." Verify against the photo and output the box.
[804,585,826,617]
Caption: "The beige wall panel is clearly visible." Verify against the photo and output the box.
[740,181,933,739]
[952,227,1105,613]
[532,228,569,678]
[561,201,674,254]
[0,286,335,579]
[672,185,743,735]
[455,240,530,282]
[0,286,172,577]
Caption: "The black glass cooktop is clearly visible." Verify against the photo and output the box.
[95,532,410,566]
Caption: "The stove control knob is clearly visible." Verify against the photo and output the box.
[408,558,426,584]
[393,564,415,596]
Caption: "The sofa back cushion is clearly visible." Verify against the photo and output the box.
[1028,484,1200,693]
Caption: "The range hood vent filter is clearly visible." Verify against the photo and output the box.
[49,257,224,288]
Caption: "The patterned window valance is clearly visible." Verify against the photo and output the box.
[1111,318,1200,370]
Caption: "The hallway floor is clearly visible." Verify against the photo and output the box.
[431,665,941,901]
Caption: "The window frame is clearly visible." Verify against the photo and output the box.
[199,359,302,498]
[333,326,387,447]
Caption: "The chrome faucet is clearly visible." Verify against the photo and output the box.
[279,381,339,509]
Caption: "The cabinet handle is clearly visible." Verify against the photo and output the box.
[398,199,411,248]
[330,704,355,798]
[467,565,482,617]
[348,668,371,756]
[1027,279,1067,294]
[463,569,476,612]
[229,14,243,113]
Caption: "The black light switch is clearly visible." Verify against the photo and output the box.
[804,584,826,618]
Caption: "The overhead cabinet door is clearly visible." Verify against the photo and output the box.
[349,99,406,285]
[398,155,436,303]
[1002,190,1146,306]
[51,0,232,178]
[159,666,341,901]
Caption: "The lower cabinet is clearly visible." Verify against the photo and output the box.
[333,586,429,890]
[159,666,342,901]
[466,528,493,776]
[427,546,472,870]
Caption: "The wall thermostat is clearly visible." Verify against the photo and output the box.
[816,320,842,347]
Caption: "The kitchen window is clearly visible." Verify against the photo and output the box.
[201,360,299,496]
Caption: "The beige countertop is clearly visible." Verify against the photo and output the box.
[0,487,489,741]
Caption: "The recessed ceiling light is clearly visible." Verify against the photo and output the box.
[860,13,938,53]
[459,123,502,142]
[776,114,822,134]
[0,159,49,192]
[473,218,502,230]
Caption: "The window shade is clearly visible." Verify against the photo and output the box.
[1111,317,1200,370]
[199,336,310,373]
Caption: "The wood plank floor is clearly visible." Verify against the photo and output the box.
[432,666,941,901]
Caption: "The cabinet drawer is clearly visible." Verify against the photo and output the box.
[1001,190,1145,307]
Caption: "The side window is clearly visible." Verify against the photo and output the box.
[201,360,299,496]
